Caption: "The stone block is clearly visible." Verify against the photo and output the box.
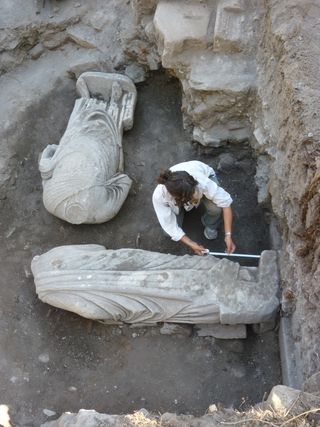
[160,323,192,336]
[189,53,256,93]
[195,324,247,339]
[67,24,97,49]
[154,1,211,64]
[214,0,248,53]
[193,123,251,147]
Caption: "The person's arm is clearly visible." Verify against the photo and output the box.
[180,235,207,256]
[222,206,236,254]
[152,188,207,256]
[152,188,185,241]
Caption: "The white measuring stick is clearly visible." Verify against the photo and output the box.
[205,251,260,259]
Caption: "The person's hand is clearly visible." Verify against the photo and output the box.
[189,241,207,256]
[225,235,236,254]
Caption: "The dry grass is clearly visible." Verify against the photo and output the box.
[218,405,320,427]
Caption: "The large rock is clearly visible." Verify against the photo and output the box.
[31,245,279,325]
[267,385,320,416]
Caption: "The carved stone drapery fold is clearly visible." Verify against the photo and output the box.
[31,245,279,325]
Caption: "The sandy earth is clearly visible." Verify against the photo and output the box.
[0,72,280,426]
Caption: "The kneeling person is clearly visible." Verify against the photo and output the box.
[152,160,236,256]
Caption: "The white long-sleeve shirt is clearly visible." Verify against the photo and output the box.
[152,160,233,241]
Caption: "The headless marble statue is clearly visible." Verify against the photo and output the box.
[39,72,137,224]
[31,245,279,325]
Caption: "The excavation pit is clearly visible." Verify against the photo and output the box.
[0,72,281,425]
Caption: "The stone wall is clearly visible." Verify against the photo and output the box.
[130,0,262,147]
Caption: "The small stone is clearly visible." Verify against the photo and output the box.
[132,333,138,338]
[29,43,45,60]
[67,25,97,49]
[74,2,81,7]
[217,153,236,171]
[308,132,313,137]
[43,409,56,417]
[124,64,147,83]
[6,227,15,238]
[174,399,178,404]
[38,353,50,363]
[68,386,77,392]
[208,404,218,413]
[24,266,32,278]
[160,323,192,336]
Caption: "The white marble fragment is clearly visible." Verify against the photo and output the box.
[31,245,279,325]
[39,72,137,224]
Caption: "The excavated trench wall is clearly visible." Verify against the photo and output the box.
[0,0,319,389]
[254,0,320,380]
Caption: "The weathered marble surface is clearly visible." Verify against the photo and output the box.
[31,245,279,325]
[39,72,137,224]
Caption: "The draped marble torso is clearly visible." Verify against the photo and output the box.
[39,72,137,224]
[31,245,279,325]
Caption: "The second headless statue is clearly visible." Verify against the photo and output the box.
[39,72,137,224]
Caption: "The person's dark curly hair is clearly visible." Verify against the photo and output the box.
[157,170,198,207]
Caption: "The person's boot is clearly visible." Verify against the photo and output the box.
[204,226,218,240]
